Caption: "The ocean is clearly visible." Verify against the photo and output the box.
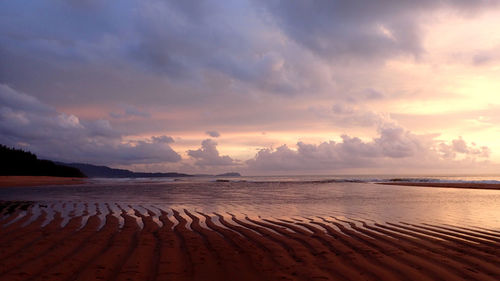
[1,174,500,230]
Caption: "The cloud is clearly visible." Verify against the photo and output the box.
[472,45,500,65]
[439,137,490,159]
[246,124,490,173]
[101,136,181,165]
[1,1,499,174]
[152,135,174,143]
[0,0,337,108]
[110,105,151,119]
[0,84,181,165]
[187,139,236,166]
[310,103,390,127]
[364,88,385,100]
[0,84,52,114]
[205,130,220,138]
[1,0,496,138]
[0,84,493,173]
[258,1,497,62]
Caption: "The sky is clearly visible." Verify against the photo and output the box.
[1,0,500,175]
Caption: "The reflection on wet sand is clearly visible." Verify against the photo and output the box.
[1,201,500,281]
[2,181,500,229]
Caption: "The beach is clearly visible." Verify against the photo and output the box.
[1,201,500,281]
[4,1,500,279]
[1,179,500,280]
[0,176,85,188]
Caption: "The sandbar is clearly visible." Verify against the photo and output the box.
[378,181,500,190]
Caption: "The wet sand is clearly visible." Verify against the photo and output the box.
[1,202,499,280]
[0,176,85,188]
[379,182,500,190]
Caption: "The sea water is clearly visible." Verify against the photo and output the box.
[1,175,500,229]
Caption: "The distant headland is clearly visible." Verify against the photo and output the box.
[59,162,192,178]
[1,144,241,180]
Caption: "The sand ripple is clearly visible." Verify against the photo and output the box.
[1,201,499,281]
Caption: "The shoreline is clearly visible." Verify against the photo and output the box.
[378,181,500,190]
[0,176,86,188]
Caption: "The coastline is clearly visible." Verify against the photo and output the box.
[378,181,500,190]
[0,176,86,188]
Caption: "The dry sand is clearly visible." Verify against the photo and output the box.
[0,176,85,188]
[379,181,500,190]
[1,202,500,280]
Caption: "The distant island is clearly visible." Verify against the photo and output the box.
[0,145,85,178]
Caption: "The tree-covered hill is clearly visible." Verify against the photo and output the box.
[0,145,85,177]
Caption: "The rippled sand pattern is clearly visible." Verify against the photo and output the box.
[1,202,500,281]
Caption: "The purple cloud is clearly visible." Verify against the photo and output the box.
[258,0,497,62]
[205,130,220,138]
[187,139,236,166]
[247,124,490,173]
[0,84,181,165]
